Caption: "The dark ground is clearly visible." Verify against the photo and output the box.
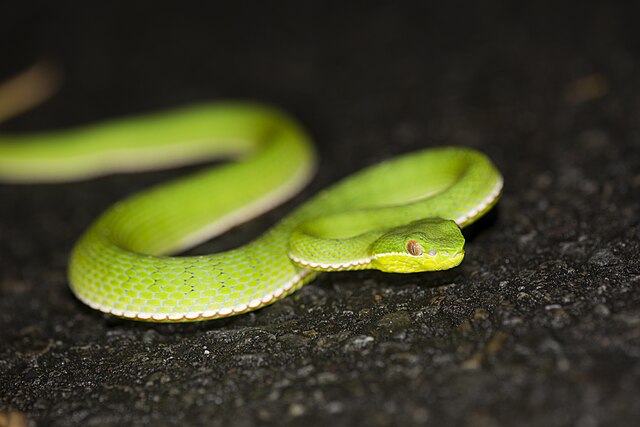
[1,2,639,426]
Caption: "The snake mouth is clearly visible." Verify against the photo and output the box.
[369,247,465,273]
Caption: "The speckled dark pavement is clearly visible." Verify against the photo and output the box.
[1,2,639,426]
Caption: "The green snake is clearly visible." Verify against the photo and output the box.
[0,81,503,322]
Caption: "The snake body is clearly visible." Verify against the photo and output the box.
[0,102,503,322]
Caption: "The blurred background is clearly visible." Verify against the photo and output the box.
[1,1,639,426]
[5,2,632,167]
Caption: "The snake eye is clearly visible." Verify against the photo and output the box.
[406,239,423,256]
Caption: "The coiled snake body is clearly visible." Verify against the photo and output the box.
[1,100,502,322]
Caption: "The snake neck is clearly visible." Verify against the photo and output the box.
[287,227,379,271]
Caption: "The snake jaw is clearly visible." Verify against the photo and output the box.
[370,249,465,273]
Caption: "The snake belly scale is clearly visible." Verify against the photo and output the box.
[0,102,503,322]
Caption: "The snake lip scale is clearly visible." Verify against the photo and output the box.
[0,94,504,322]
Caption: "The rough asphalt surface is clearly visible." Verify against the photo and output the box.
[1,2,639,426]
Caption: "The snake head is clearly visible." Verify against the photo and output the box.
[368,218,465,273]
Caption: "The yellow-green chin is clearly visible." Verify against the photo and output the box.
[371,250,465,273]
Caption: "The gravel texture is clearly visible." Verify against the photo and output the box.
[1,2,639,426]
